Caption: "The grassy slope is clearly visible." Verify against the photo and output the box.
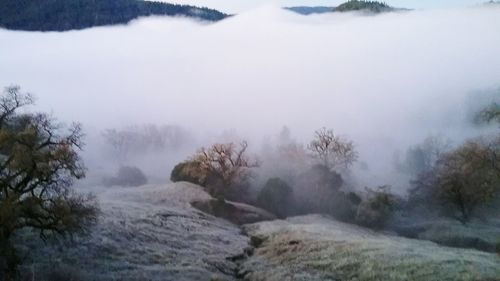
[391,218,500,253]
[241,215,500,281]
[16,183,249,281]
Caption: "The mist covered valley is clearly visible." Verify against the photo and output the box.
[2,6,500,185]
[1,1,500,280]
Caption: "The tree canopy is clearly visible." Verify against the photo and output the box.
[0,86,99,280]
[0,0,228,31]
[336,0,395,13]
[307,127,358,171]
[189,141,259,201]
[410,138,500,223]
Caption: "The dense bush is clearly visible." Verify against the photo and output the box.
[332,191,363,222]
[257,178,295,218]
[293,164,362,221]
[306,164,344,190]
[170,161,206,185]
[103,166,148,187]
[293,165,341,214]
[355,186,398,229]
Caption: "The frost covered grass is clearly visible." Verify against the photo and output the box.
[242,215,500,281]
[12,183,500,280]
[16,182,249,281]
[392,218,500,253]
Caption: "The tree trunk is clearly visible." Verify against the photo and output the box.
[0,231,20,281]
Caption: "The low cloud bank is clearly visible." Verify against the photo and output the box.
[1,6,499,188]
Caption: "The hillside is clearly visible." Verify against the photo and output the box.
[284,6,335,15]
[241,215,500,281]
[16,183,250,280]
[16,182,500,280]
[285,1,408,16]
[336,0,396,13]
[0,0,228,31]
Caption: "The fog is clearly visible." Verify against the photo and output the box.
[164,0,486,13]
[1,6,500,190]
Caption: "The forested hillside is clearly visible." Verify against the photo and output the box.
[0,0,228,31]
[285,6,334,15]
[336,0,395,13]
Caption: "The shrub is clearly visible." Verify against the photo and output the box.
[332,191,365,222]
[307,164,344,190]
[329,191,364,222]
[347,191,362,205]
[294,164,344,215]
[170,160,206,185]
[103,166,148,187]
[292,164,361,222]
[257,178,294,218]
[355,186,397,229]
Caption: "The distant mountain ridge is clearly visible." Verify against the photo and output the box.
[286,1,409,16]
[0,0,228,31]
[483,0,500,5]
[336,0,395,13]
[284,6,335,15]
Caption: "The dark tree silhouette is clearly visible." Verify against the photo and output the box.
[0,86,99,280]
[0,0,228,31]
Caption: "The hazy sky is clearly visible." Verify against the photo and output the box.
[1,5,499,186]
[166,0,487,13]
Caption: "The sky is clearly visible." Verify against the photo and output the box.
[1,5,500,187]
[165,0,488,13]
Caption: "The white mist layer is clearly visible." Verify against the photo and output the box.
[159,0,485,13]
[1,6,499,189]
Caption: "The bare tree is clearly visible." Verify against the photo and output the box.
[102,124,191,160]
[192,141,258,201]
[0,86,99,280]
[102,128,129,159]
[307,127,358,170]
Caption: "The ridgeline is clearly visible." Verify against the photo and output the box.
[0,0,228,31]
